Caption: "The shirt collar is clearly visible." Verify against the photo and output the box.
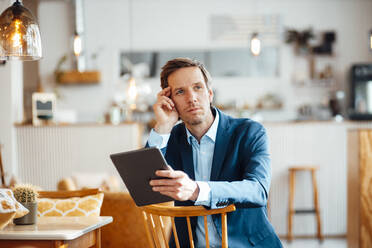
[185,109,219,144]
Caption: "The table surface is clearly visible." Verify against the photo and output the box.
[0,216,113,240]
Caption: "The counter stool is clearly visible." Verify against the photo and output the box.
[288,166,323,242]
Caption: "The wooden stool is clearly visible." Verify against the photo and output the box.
[288,166,323,242]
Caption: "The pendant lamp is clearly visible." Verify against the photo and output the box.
[0,0,42,61]
[250,32,261,56]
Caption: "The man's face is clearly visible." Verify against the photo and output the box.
[168,67,213,126]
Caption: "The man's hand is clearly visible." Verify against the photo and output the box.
[150,166,200,201]
[153,87,179,134]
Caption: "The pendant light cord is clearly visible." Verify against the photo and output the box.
[129,0,133,71]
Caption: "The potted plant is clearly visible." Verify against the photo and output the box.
[12,184,39,225]
[285,28,315,55]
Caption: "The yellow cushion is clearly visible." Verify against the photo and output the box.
[37,193,104,217]
[0,212,16,229]
[0,189,29,229]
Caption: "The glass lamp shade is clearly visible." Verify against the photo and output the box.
[0,1,42,61]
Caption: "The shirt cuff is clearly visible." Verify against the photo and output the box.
[194,181,211,207]
[147,129,170,149]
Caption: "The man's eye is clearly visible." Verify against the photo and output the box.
[175,90,183,95]
[194,85,202,90]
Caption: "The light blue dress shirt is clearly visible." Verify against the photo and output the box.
[147,111,221,248]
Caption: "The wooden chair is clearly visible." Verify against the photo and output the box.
[0,144,5,187]
[141,204,236,248]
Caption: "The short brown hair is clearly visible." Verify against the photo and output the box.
[160,58,212,89]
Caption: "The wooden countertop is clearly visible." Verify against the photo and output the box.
[14,122,142,127]
[0,216,113,240]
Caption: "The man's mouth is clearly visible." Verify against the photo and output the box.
[187,107,200,113]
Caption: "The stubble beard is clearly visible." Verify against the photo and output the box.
[186,118,203,126]
[181,102,213,127]
[183,113,204,126]
[182,107,212,126]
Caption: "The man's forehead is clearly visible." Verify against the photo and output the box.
[168,67,205,88]
[171,81,204,89]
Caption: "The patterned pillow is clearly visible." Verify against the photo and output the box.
[37,192,104,217]
[0,189,29,229]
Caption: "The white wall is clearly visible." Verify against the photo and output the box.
[0,0,23,184]
[0,63,13,184]
[15,124,142,190]
[38,0,372,122]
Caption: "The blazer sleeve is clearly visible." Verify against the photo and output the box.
[208,123,271,209]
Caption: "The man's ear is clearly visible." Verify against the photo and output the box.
[208,88,214,103]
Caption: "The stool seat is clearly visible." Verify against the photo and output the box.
[288,165,323,242]
[288,166,319,171]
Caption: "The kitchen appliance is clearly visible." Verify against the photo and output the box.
[349,64,372,120]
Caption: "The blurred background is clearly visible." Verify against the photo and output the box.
[1,0,372,247]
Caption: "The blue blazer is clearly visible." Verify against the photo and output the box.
[159,108,282,248]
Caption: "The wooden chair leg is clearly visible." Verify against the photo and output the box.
[171,217,181,248]
[221,213,228,248]
[186,217,195,248]
[203,216,210,248]
[95,228,101,248]
[54,241,66,248]
[311,170,323,242]
[288,170,295,242]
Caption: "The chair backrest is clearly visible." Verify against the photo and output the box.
[37,188,104,217]
[141,204,236,248]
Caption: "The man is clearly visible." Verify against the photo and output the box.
[147,58,282,248]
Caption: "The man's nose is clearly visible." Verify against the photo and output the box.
[186,91,197,103]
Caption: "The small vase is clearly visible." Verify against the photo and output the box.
[13,202,37,225]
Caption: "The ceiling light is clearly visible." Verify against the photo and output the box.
[250,32,261,56]
[0,0,42,61]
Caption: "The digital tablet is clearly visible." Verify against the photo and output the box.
[110,147,174,206]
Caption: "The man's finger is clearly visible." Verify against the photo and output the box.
[164,87,171,97]
[150,178,178,186]
[152,186,178,192]
[155,170,184,178]
[154,98,172,111]
[157,191,178,200]
[157,87,169,96]
[161,102,173,111]
[155,96,174,111]
[158,96,174,107]
[157,87,171,97]
[160,96,174,108]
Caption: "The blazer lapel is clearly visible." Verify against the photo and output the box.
[211,110,231,181]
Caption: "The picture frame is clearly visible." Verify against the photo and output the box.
[32,93,56,126]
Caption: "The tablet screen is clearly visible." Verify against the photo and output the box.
[110,147,174,206]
